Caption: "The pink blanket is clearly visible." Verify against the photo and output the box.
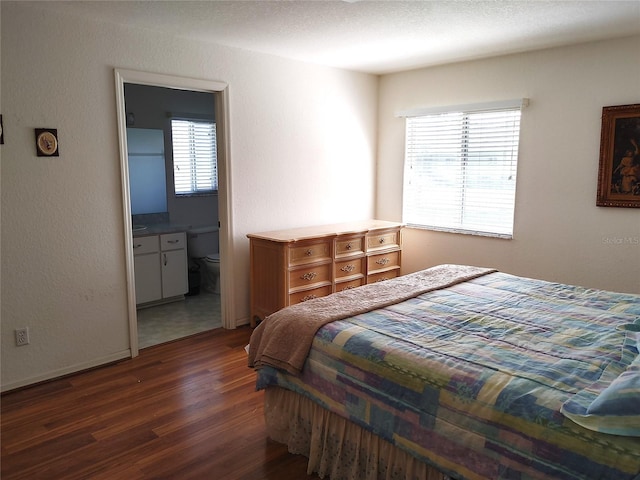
[248,264,495,375]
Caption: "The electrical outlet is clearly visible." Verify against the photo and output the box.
[15,327,30,346]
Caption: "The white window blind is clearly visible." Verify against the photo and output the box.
[171,119,218,195]
[402,103,523,238]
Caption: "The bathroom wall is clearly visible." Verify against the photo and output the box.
[125,84,218,229]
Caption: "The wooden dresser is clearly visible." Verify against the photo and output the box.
[247,220,403,327]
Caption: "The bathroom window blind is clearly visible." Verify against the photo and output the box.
[402,104,523,238]
[171,119,218,195]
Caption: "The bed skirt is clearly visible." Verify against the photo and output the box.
[264,387,451,480]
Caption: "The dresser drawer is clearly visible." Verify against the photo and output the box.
[289,285,333,305]
[335,277,364,292]
[132,235,159,255]
[366,229,401,252]
[367,251,400,273]
[335,257,365,280]
[289,263,332,290]
[289,241,331,266]
[335,235,364,257]
[368,270,400,283]
[161,232,186,250]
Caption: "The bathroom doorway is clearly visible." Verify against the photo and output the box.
[115,69,233,357]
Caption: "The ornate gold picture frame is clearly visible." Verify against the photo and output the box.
[597,103,640,208]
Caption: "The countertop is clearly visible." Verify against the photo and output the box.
[132,223,191,238]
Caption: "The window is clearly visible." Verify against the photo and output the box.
[402,100,525,238]
[171,119,218,195]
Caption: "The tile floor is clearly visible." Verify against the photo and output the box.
[137,292,222,349]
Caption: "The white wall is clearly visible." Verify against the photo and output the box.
[0,3,378,390]
[3,4,637,393]
[124,84,218,229]
[377,36,640,294]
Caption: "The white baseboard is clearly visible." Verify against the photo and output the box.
[1,349,132,393]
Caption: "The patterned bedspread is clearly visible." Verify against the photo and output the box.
[256,271,640,480]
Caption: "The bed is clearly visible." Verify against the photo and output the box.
[248,264,640,480]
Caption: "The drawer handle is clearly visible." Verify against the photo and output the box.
[376,257,390,265]
[133,244,143,249]
[376,277,389,282]
[379,238,385,244]
[346,243,352,250]
[301,294,317,302]
[306,249,313,256]
[342,285,356,291]
[163,253,167,266]
[341,264,355,273]
[301,272,317,281]
[167,240,180,244]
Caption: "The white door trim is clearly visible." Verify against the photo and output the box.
[114,68,235,358]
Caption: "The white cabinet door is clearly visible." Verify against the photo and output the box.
[134,253,162,304]
[161,249,188,298]
[134,232,188,305]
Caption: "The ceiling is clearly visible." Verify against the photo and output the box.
[26,0,640,74]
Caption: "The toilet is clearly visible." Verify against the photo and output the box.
[187,226,220,294]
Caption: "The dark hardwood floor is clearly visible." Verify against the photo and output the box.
[1,327,320,479]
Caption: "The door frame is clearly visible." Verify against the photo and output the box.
[114,68,235,357]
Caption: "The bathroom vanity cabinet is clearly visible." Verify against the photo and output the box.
[133,232,188,306]
[247,220,403,327]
